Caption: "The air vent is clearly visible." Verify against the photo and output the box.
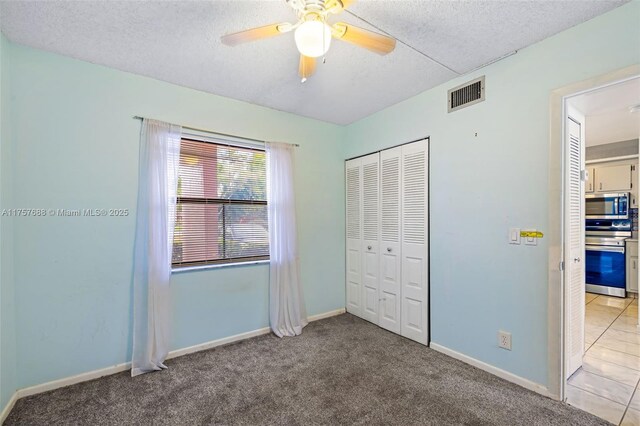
[448,76,485,112]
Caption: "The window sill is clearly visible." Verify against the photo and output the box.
[171,259,270,274]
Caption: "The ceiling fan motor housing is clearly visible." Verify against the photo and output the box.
[286,0,345,18]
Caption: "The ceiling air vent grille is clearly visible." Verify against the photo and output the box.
[448,76,485,113]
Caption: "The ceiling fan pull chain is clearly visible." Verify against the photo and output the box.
[322,22,326,64]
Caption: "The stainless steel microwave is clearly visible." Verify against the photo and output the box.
[585,192,629,219]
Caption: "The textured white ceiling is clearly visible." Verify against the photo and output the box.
[0,0,629,125]
[569,78,640,146]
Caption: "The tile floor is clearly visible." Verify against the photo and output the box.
[567,293,640,425]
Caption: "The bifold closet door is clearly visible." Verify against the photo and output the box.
[378,147,402,334]
[361,153,380,324]
[400,140,429,344]
[345,158,362,316]
[345,140,429,344]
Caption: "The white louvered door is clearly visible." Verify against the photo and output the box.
[565,107,585,379]
[361,153,380,324]
[345,158,363,316]
[345,140,429,344]
[400,140,429,344]
[378,147,402,334]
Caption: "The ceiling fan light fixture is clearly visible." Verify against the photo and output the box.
[294,20,332,58]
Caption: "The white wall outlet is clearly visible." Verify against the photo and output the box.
[498,330,512,350]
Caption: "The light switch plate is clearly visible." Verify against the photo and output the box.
[509,228,521,245]
[523,229,537,246]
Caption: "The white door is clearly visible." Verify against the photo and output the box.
[378,147,402,333]
[565,106,585,379]
[345,158,362,316]
[361,153,380,324]
[400,140,429,344]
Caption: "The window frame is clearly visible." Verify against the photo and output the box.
[171,136,270,271]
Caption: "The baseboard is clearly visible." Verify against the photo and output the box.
[430,342,553,398]
[0,392,18,425]
[15,361,132,400]
[168,308,345,359]
[5,307,346,417]
[308,308,346,322]
[167,327,272,360]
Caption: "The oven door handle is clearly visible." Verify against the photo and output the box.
[585,245,625,253]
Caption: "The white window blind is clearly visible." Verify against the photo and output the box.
[172,138,269,267]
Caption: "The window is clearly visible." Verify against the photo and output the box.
[172,138,269,268]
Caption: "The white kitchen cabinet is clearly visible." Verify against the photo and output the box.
[627,239,638,294]
[631,165,638,208]
[595,164,632,192]
[585,167,596,193]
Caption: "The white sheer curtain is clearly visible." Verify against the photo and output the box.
[131,119,181,376]
[266,142,308,337]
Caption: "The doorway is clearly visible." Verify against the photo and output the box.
[560,75,640,423]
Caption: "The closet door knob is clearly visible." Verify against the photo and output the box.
[367,245,372,250]
[387,247,392,252]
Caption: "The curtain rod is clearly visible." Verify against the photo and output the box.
[133,116,299,147]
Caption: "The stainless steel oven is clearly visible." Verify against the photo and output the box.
[585,192,629,219]
[585,219,630,298]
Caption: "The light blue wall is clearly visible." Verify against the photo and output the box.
[5,41,346,389]
[0,31,17,411]
[345,2,640,386]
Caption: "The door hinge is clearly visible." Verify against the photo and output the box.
[559,260,565,271]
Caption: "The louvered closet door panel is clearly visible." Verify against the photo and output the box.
[565,110,585,379]
[378,147,402,333]
[401,140,429,345]
[346,158,363,316]
[361,153,380,324]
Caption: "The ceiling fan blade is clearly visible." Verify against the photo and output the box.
[299,55,316,81]
[340,0,356,9]
[221,23,292,47]
[332,23,396,55]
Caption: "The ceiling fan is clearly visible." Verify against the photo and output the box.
[221,0,396,82]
